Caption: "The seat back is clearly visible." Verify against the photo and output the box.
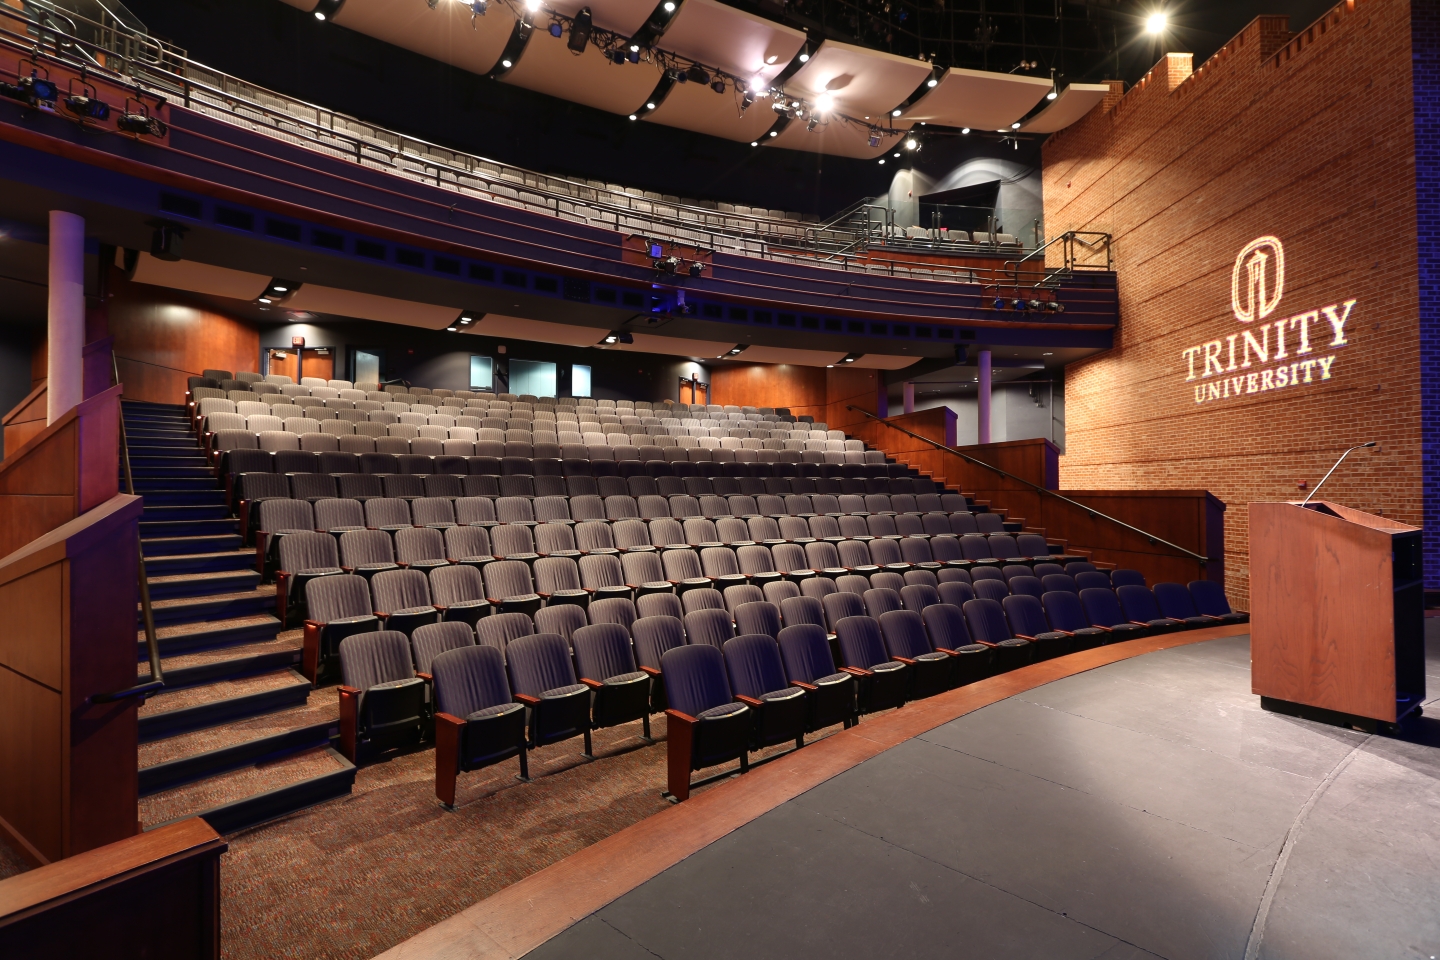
[410,621,475,674]
[534,556,583,593]
[307,574,372,622]
[587,597,638,634]
[723,583,764,613]
[660,644,733,716]
[534,603,588,642]
[431,644,512,718]
[1080,587,1128,628]
[834,616,889,670]
[1002,595,1051,637]
[684,608,735,648]
[962,598,1012,643]
[974,578,1010,603]
[778,596,825,631]
[821,591,865,630]
[633,615,686,670]
[1040,573,1078,594]
[278,531,338,574]
[395,527,445,563]
[1154,582,1201,619]
[444,525,492,561]
[878,609,933,659]
[723,634,789,698]
[371,568,432,612]
[734,601,782,640]
[777,623,838,683]
[899,584,940,612]
[920,603,971,651]
[482,559,535,600]
[1075,571,1113,591]
[862,588,902,618]
[1041,590,1089,631]
[573,623,638,682]
[636,592,684,620]
[1187,580,1235,616]
[1117,584,1164,621]
[506,633,579,697]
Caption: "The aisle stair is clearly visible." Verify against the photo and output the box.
[124,400,355,835]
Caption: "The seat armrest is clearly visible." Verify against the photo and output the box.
[514,693,541,705]
[374,611,390,619]
[892,656,917,666]
[974,640,1000,648]
[790,680,818,691]
[735,694,765,707]
[664,708,698,800]
[840,666,873,677]
[581,678,604,689]
[1016,634,1038,641]
[416,672,432,683]
[302,620,324,683]
[434,712,465,807]
[338,685,361,762]
[640,666,661,676]
[1129,620,1151,627]
[433,604,448,613]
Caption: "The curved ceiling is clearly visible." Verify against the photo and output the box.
[286,0,1107,156]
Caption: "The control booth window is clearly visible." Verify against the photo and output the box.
[571,364,592,398]
[509,359,556,397]
[470,355,494,391]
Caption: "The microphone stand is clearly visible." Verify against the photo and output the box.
[1301,442,1377,506]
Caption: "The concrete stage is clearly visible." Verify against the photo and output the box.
[524,630,1440,960]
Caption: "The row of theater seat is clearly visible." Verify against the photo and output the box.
[314,566,1242,803]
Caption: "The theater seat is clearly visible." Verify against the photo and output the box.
[723,633,808,751]
[961,598,1034,672]
[303,574,381,681]
[834,615,909,714]
[661,644,753,801]
[337,630,426,762]
[777,623,855,731]
[573,623,653,740]
[1187,580,1249,623]
[506,633,594,757]
[1001,594,1073,660]
[1116,585,1186,632]
[633,614,687,712]
[1078,587,1151,641]
[878,610,952,700]
[432,645,529,806]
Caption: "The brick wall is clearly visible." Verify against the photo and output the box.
[1043,0,1423,608]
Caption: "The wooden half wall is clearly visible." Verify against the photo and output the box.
[0,817,224,958]
[710,364,882,427]
[110,277,259,404]
[0,494,144,866]
[855,407,1224,588]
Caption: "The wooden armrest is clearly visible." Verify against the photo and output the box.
[1016,634,1038,641]
[935,647,962,656]
[536,591,552,599]
[892,656,917,666]
[640,666,661,676]
[341,566,354,573]
[416,672,432,683]
[975,640,1000,648]
[735,694,765,707]
[435,712,464,728]
[432,604,448,613]
[789,680,818,691]
[514,693,541,705]
[664,708,697,724]
[581,678,604,689]
[338,686,361,762]
[374,611,390,618]
[1129,620,1153,627]
[1093,625,1113,632]
[339,685,361,696]
[840,666,873,677]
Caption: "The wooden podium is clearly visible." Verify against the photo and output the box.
[1250,500,1425,731]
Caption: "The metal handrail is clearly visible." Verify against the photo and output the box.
[846,405,1210,564]
[95,352,163,704]
[1003,230,1113,288]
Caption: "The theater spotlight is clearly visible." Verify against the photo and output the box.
[711,78,726,94]
[992,298,1005,310]
[687,64,710,85]
[467,0,487,16]
[806,118,818,132]
[446,325,459,332]
[548,21,562,36]
[312,0,346,20]
[688,261,704,277]
[904,138,917,150]
[1028,299,1043,311]
[567,6,591,51]
[654,256,681,274]
[1145,11,1167,34]
[868,130,880,147]
[1012,299,1027,311]
[627,47,641,63]
[150,223,185,262]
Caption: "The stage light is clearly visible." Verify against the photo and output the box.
[118,110,167,137]
[869,131,880,147]
[1011,121,1021,129]
[728,346,745,355]
[798,52,809,62]
[568,6,591,51]
[904,138,917,150]
[502,58,513,68]
[711,78,726,94]
[815,93,834,113]
[629,42,640,52]
[1046,87,1058,100]
[654,256,681,274]
[688,262,704,277]
[446,325,458,332]
[927,78,938,87]
[548,21,562,37]
[993,298,1005,309]
[663,0,675,9]
[893,152,901,158]
[806,118,818,131]
[627,47,640,62]
[313,0,345,20]
[751,141,758,147]
[525,0,541,10]
[741,89,756,110]
[686,64,710,85]
[892,108,902,117]
[1028,299,1043,310]
[769,130,778,137]
[645,102,656,110]
[1146,11,1167,34]
[1012,299,1027,311]
[629,113,637,120]
[603,333,618,344]
[259,298,272,305]
[150,223,184,261]
[878,159,885,165]
[961,127,970,134]
[64,93,109,121]
[766,54,778,64]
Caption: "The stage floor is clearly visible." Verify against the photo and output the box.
[525,630,1440,960]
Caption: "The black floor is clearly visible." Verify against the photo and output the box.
[527,627,1440,960]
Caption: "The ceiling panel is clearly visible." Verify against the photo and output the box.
[284,286,463,328]
[768,113,909,159]
[902,67,1053,130]
[659,0,804,85]
[780,40,932,118]
[130,254,270,301]
[1021,82,1112,133]
[735,346,849,366]
[503,31,659,115]
[848,354,922,370]
[331,0,517,77]
[645,79,778,142]
[598,332,737,357]
[470,314,608,346]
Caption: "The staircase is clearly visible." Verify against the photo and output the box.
[124,400,356,834]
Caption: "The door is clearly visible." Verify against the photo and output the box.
[301,348,335,383]
[268,348,298,381]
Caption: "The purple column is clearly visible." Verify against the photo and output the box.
[902,381,915,414]
[47,211,85,424]
[977,349,992,445]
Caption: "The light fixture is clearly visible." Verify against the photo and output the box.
[629,42,640,52]
[765,54,778,64]
[1011,121,1021,129]
[750,140,758,147]
[260,278,300,304]
[663,0,675,9]
[568,6,591,51]
[1046,87,1058,101]
[868,131,880,147]
[769,130,778,137]
[525,0,541,10]
[446,325,458,332]
[645,101,656,110]
[313,0,345,20]
[688,261,704,277]
[927,78,938,87]
[892,108,902,117]
[711,78,726,94]
[501,58,513,68]
[1042,351,1053,356]
[878,158,885,165]
[815,93,834,113]
[904,138,917,150]
[629,113,638,120]
[1145,11,1167,34]
[992,298,1005,309]
[798,52,809,62]
[258,297,272,305]
[603,333,618,344]
[687,64,710,85]
[893,152,900,158]
[548,21,562,37]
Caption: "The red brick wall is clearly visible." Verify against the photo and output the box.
[1043,0,1420,609]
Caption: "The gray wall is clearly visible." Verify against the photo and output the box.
[913,381,1064,452]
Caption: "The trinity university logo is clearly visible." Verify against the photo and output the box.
[1231,236,1285,323]
[1182,235,1354,405]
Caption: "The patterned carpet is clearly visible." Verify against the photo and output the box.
[219,714,825,960]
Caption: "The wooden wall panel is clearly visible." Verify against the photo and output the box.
[824,367,881,432]
[110,278,259,404]
[710,363,827,418]
[0,665,62,865]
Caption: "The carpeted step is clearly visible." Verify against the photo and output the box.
[141,503,232,521]
[131,488,227,505]
[131,455,210,469]
[139,518,239,538]
[143,586,274,627]
[140,634,303,688]
[138,696,339,795]
[138,668,312,742]
[143,533,244,556]
[148,568,263,600]
[139,745,355,835]
[141,614,282,659]
[123,434,197,447]
[145,548,256,576]
[131,465,217,479]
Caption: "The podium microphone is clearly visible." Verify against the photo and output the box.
[1301,442,1377,506]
